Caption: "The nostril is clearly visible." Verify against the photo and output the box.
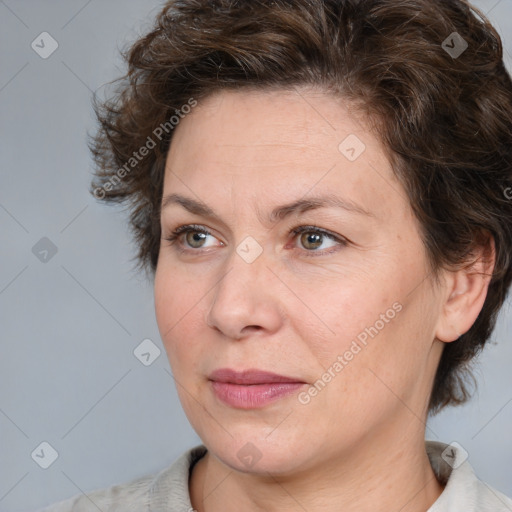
[242,325,263,333]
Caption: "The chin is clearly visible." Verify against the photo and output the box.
[201,431,317,476]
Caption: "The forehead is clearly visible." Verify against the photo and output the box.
[163,88,407,221]
[169,87,363,159]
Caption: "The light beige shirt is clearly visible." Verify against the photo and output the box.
[37,441,512,511]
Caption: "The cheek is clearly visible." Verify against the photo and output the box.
[308,283,434,421]
[154,264,208,368]
[154,272,213,430]
[292,271,397,353]
[293,263,423,390]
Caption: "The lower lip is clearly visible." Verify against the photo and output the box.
[210,381,305,409]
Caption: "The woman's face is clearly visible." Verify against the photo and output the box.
[154,88,445,475]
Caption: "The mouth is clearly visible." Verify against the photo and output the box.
[208,368,307,409]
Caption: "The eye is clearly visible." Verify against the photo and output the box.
[184,230,210,249]
[290,226,346,254]
[164,224,222,250]
[164,224,347,255]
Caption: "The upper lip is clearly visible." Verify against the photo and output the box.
[209,368,305,385]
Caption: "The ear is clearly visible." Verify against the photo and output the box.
[435,233,496,343]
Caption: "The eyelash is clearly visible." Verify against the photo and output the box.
[164,224,347,256]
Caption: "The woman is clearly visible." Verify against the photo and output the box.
[41,0,512,510]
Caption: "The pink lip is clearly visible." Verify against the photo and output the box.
[209,368,304,384]
[208,368,306,409]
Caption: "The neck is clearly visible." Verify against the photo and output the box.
[189,425,444,512]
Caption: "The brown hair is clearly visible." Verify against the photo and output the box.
[89,0,512,414]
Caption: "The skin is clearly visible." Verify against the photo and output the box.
[153,87,494,512]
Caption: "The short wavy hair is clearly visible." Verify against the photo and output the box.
[89,0,512,414]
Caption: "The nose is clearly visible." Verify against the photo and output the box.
[205,247,283,340]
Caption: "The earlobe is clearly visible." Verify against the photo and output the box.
[435,234,495,343]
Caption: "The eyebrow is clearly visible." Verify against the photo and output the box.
[160,193,375,222]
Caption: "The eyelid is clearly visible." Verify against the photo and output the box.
[172,224,212,236]
[290,225,346,243]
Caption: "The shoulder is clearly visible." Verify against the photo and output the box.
[35,445,207,512]
[426,441,512,512]
[35,471,156,512]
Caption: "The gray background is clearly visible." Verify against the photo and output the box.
[0,1,511,510]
